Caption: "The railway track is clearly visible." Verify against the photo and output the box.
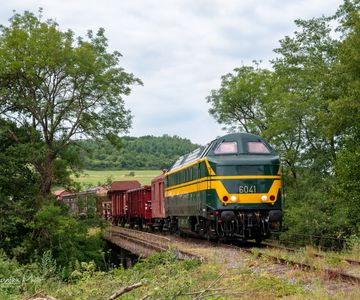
[229,241,360,285]
[106,226,360,291]
[168,232,360,286]
[243,246,360,284]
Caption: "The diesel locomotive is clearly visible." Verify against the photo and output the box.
[107,132,283,243]
[164,132,283,242]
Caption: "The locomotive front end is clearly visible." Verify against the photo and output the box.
[205,133,283,242]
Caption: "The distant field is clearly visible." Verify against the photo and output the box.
[72,169,162,186]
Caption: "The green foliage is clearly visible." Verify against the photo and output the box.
[69,261,97,282]
[29,201,105,271]
[38,251,59,280]
[0,119,40,257]
[79,135,199,170]
[0,250,61,298]
[346,232,360,257]
[0,251,201,299]
[0,250,24,298]
[0,9,140,195]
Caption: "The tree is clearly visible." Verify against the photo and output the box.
[207,14,344,181]
[0,118,40,256]
[0,10,141,196]
[79,135,199,170]
[333,0,360,232]
[206,64,304,182]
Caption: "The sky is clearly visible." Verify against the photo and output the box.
[0,0,343,145]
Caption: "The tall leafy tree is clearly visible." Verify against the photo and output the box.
[0,10,141,196]
[333,0,360,231]
[206,65,304,182]
[272,16,340,172]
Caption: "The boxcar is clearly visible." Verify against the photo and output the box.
[127,186,152,229]
[108,181,141,226]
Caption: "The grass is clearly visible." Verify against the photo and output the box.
[261,246,354,272]
[72,169,163,186]
[3,249,360,299]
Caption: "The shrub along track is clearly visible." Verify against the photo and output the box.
[107,226,359,295]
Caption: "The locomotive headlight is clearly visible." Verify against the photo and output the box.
[261,195,268,202]
[230,195,237,202]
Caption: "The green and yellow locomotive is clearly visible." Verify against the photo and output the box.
[164,132,282,242]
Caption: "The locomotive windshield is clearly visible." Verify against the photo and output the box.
[214,141,238,155]
[247,141,270,154]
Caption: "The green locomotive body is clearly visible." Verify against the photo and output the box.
[164,132,282,242]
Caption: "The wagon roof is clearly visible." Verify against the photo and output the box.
[110,180,141,191]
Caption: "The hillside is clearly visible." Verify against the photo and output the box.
[79,135,200,170]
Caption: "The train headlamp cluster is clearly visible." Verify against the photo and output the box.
[223,195,276,203]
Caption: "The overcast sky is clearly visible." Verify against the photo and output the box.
[1,0,343,145]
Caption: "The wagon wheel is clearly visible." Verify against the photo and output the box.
[159,224,164,233]
[121,218,126,227]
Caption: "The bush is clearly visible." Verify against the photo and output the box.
[23,202,105,277]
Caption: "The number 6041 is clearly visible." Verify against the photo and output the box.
[239,185,256,193]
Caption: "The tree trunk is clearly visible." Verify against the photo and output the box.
[37,152,55,198]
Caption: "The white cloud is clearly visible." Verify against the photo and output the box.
[0,0,343,144]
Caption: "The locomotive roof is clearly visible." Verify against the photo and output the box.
[168,132,277,172]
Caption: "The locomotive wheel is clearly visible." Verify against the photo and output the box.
[179,230,187,237]
[255,236,262,246]
[205,229,218,242]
